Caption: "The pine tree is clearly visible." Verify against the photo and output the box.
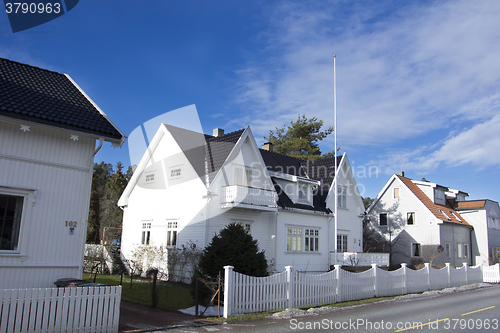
[264,114,334,160]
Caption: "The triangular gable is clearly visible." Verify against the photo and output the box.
[366,174,399,214]
[208,126,275,192]
[118,124,169,207]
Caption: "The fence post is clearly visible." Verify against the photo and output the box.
[464,263,468,285]
[223,266,234,318]
[335,265,341,303]
[425,263,431,290]
[445,263,451,288]
[285,266,294,309]
[401,263,408,295]
[371,264,378,297]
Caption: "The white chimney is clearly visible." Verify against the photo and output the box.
[213,128,224,137]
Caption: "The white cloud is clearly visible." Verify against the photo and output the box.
[231,0,500,154]
[371,114,500,174]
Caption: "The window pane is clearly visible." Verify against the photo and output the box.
[0,194,24,251]
[407,212,414,225]
[394,188,399,199]
[380,213,388,226]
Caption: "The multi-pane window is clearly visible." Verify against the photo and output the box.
[379,213,388,226]
[337,186,347,208]
[287,227,303,252]
[235,221,251,234]
[170,168,181,178]
[0,193,24,251]
[407,212,415,225]
[305,229,319,252]
[298,186,308,200]
[337,234,348,252]
[412,243,421,257]
[141,222,151,245]
[445,243,451,258]
[287,227,320,252]
[166,220,177,246]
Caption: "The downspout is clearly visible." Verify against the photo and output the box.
[469,227,474,266]
[93,137,104,156]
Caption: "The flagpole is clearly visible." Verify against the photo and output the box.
[334,55,338,265]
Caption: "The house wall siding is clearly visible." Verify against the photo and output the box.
[120,128,207,260]
[0,121,95,288]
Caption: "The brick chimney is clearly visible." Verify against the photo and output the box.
[213,128,224,137]
[262,142,273,152]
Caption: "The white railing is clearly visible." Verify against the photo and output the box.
[221,185,278,208]
[333,252,390,266]
[224,263,485,318]
[483,263,500,282]
[0,286,121,333]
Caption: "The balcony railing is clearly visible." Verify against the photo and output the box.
[331,252,390,267]
[221,185,278,208]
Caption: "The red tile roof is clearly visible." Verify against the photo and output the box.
[397,176,471,226]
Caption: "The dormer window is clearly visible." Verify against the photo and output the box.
[234,166,253,187]
[435,189,445,200]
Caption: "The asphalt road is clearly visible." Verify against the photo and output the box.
[163,284,500,333]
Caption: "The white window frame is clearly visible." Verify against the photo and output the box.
[337,185,347,209]
[394,187,400,199]
[407,212,415,225]
[287,226,320,253]
[411,243,421,257]
[166,219,178,247]
[141,221,151,245]
[0,187,32,254]
[234,221,252,234]
[337,234,348,253]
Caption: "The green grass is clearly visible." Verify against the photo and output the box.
[82,274,195,312]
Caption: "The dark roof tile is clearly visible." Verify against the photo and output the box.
[0,57,123,140]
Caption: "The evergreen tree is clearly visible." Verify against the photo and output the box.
[87,162,134,244]
[264,114,334,160]
[197,223,267,279]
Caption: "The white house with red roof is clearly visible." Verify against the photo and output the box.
[366,173,474,267]
[118,124,381,277]
[0,58,126,289]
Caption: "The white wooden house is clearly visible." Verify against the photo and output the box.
[119,124,370,275]
[0,58,125,288]
[366,173,475,267]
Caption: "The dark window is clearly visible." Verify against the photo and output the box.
[412,243,421,257]
[0,194,24,251]
[407,212,415,225]
[380,213,388,226]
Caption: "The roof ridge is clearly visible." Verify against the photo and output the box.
[0,57,62,75]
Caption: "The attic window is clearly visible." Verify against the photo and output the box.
[438,209,451,221]
[393,188,400,199]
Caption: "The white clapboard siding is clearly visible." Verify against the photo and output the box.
[224,263,490,318]
[0,286,121,333]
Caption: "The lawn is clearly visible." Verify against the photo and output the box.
[82,274,195,312]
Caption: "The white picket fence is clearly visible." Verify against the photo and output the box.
[0,286,122,333]
[223,263,494,318]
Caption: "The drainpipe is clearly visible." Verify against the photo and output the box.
[93,137,104,156]
[469,227,474,266]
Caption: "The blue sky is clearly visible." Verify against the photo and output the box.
[2,0,500,203]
